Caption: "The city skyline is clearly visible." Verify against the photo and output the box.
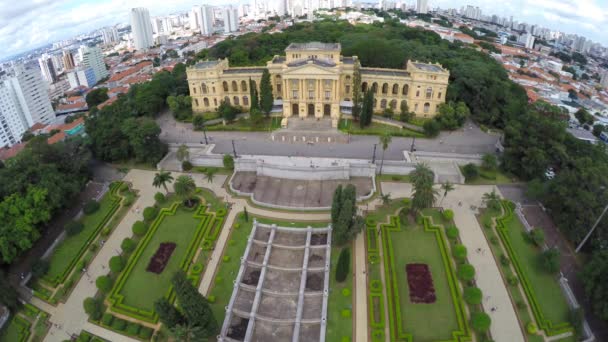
[0,0,606,61]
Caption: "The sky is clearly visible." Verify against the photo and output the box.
[0,0,606,60]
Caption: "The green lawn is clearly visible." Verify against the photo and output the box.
[0,316,25,342]
[326,245,353,342]
[118,206,206,311]
[44,187,120,284]
[460,166,517,185]
[338,118,425,137]
[382,216,460,340]
[377,174,411,183]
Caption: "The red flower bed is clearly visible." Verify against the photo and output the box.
[146,242,177,274]
[405,263,436,303]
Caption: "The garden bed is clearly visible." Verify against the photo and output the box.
[146,242,176,274]
[406,263,436,304]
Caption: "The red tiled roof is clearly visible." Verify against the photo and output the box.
[525,87,539,102]
[123,74,152,85]
[97,96,118,110]
[56,102,87,111]
[108,61,153,82]
[47,132,66,145]
[67,96,85,103]
[0,143,25,160]
[29,122,48,131]
[108,86,129,96]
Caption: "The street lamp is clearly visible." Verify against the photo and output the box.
[201,123,208,145]
[372,143,377,164]
[575,203,608,253]
[231,139,238,158]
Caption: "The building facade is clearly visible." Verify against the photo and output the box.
[80,45,109,83]
[187,42,449,126]
[130,7,154,50]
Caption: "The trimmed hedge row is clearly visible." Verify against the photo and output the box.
[43,182,124,287]
[11,314,32,342]
[495,201,573,336]
[99,313,154,340]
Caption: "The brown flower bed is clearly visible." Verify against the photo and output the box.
[146,242,177,274]
[405,263,436,303]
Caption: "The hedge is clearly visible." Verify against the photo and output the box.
[335,248,350,282]
[368,293,385,329]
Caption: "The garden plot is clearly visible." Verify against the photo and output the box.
[219,221,332,342]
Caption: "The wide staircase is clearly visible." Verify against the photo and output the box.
[271,117,349,144]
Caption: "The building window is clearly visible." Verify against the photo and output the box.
[308,90,314,99]
[345,85,350,94]
[382,83,388,94]
[372,83,378,94]
[414,103,418,111]
[243,96,249,106]
[277,84,282,92]
[214,98,218,106]
[241,80,247,92]
[212,87,216,93]
[194,99,199,106]
[232,81,238,92]
[380,99,387,109]
[292,90,298,99]
[325,91,331,100]
[424,103,430,113]
[193,87,197,94]
[233,96,239,106]
[416,90,420,97]
[224,96,230,105]
[223,82,228,92]
[203,98,209,107]
[308,80,315,88]
[324,80,331,87]
[202,83,208,94]
[426,87,432,99]
[392,84,399,95]
[438,92,442,99]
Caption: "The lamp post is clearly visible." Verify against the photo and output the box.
[372,143,377,164]
[231,139,237,158]
[575,203,608,253]
[202,123,208,144]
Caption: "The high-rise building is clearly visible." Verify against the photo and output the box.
[200,5,215,36]
[522,33,535,49]
[38,54,57,83]
[0,65,56,147]
[223,6,239,33]
[130,7,154,50]
[66,67,96,89]
[573,36,586,53]
[416,0,428,14]
[190,5,201,30]
[161,17,173,34]
[80,45,109,83]
[62,50,76,70]
[102,27,120,45]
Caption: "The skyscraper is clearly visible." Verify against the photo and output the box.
[200,5,215,36]
[0,65,56,147]
[223,6,239,33]
[190,5,201,31]
[62,50,76,70]
[80,45,109,83]
[416,0,428,14]
[102,27,120,45]
[130,7,154,50]
[38,54,57,83]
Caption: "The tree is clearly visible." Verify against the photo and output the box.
[434,102,469,130]
[399,101,413,122]
[0,271,19,310]
[378,132,392,175]
[32,260,49,278]
[410,164,437,213]
[153,170,174,193]
[167,95,193,121]
[172,271,218,337]
[218,100,238,122]
[380,193,391,205]
[359,90,374,128]
[481,153,498,171]
[482,190,501,211]
[528,228,545,246]
[171,323,205,342]
[85,88,109,108]
[581,250,608,320]
[223,154,234,170]
[176,145,190,162]
[155,298,186,329]
[592,124,605,137]
[259,69,274,115]
[193,115,205,130]
[174,175,197,206]
[463,286,483,305]
[470,312,491,333]
[540,248,560,274]
[574,109,594,125]
[249,78,259,111]
[331,185,362,246]
[96,275,113,293]
[109,255,125,273]
[439,181,454,207]
[331,184,343,226]
[204,168,217,183]
[122,117,167,164]
[423,119,441,137]
[83,297,103,320]
[335,248,350,282]
[352,62,362,121]
[462,163,479,181]
[65,220,84,236]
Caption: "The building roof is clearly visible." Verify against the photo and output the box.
[47,132,66,145]
[193,60,221,69]
[287,59,336,68]
[223,68,266,74]
[108,61,153,82]
[361,68,410,77]
[272,56,286,64]
[98,96,118,109]
[342,57,356,64]
[0,143,25,161]
[412,63,444,72]
[56,102,88,112]
[285,42,341,51]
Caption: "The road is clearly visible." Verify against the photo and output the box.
[157,113,499,160]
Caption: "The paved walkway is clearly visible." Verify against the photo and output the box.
[380,183,524,342]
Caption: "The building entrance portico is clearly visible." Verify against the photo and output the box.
[323,104,331,116]
[307,103,315,116]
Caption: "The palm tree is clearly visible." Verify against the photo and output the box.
[381,192,391,205]
[171,322,204,342]
[378,132,392,175]
[174,175,196,206]
[482,190,501,211]
[176,144,190,162]
[204,168,217,183]
[439,181,455,207]
[153,170,174,193]
[410,163,434,186]
[410,163,438,214]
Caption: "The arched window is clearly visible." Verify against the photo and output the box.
[203,98,209,107]
[362,82,368,92]
[426,87,432,99]
[400,100,407,111]
[243,96,249,106]
[392,84,399,95]
[424,102,430,113]
[438,91,442,99]
[241,80,247,92]
[232,81,238,92]
[213,98,218,106]
[224,96,230,105]
[416,90,420,97]
[201,83,208,94]
[212,86,216,93]
[194,99,199,106]
[372,82,378,94]
[402,84,409,95]
[390,100,397,110]
[222,81,228,92]
[233,96,239,106]
[414,103,419,111]
[380,99,387,109]
[382,83,388,94]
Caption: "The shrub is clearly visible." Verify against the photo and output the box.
[342,288,351,297]
[526,321,538,335]
[132,221,147,236]
[109,256,124,273]
[540,247,560,274]
[507,275,519,286]
[371,329,384,342]
[471,312,491,332]
[446,226,459,239]
[101,313,113,326]
[191,263,204,274]
[423,119,441,137]
[223,154,235,170]
[32,260,49,278]
[462,163,479,181]
[223,256,231,262]
[119,183,129,192]
[101,227,111,237]
[528,228,545,247]
[500,254,510,266]
[457,264,476,282]
[490,236,499,245]
[143,206,158,222]
[366,217,377,227]
[341,309,351,318]
[126,322,141,336]
[121,238,136,253]
[443,209,454,220]
[78,333,92,342]
[336,248,350,282]
[370,280,382,293]
[96,275,113,293]
[139,327,154,339]
[89,243,98,252]
[65,220,85,236]
[83,200,100,215]
[154,192,165,204]
[463,286,483,305]
[83,297,102,320]
[182,160,193,171]
[453,244,467,261]
[207,295,216,303]
[516,300,526,310]
[123,193,135,207]
[111,318,127,331]
[216,208,227,217]
[482,216,493,229]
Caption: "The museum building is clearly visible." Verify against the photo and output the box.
[186,42,450,127]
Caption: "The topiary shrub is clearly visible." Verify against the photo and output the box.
[126,322,141,336]
[216,208,227,217]
[453,244,467,261]
[223,256,231,262]
[342,288,351,297]
[96,275,113,293]
[83,200,100,215]
[132,221,147,236]
[500,254,510,266]
[223,154,235,170]
[462,163,479,181]
[516,300,526,310]
[526,321,538,335]
[528,228,545,247]
[443,209,454,220]
[336,248,350,282]
[139,327,154,339]
[109,256,124,273]
[89,243,98,252]
[507,275,519,286]
[182,160,193,171]
[490,236,499,245]
[371,329,384,342]
[143,206,158,222]
[83,297,102,320]
[111,318,127,331]
[65,220,85,236]
[119,183,129,193]
[101,313,113,326]
[370,280,382,293]
[101,227,111,237]
[457,264,476,282]
[463,286,483,305]
[471,312,491,332]
[207,295,216,303]
[191,263,204,274]
[368,254,380,264]
[540,247,560,274]
[121,238,136,253]
[366,217,377,227]
[123,193,135,207]
[341,309,351,318]
[154,192,165,204]
[446,226,459,240]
